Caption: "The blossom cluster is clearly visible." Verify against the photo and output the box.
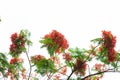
[43,30,69,53]
[101,30,116,62]
[74,58,87,76]
[9,32,26,57]
[6,30,29,80]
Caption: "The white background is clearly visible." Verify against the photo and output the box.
[0,0,120,80]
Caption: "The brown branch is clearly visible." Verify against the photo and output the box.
[81,69,120,80]
[67,69,76,80]
[26,46,32,80]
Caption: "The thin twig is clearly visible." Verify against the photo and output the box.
[84,43,100,64]
[87,64,91,75]
[26,45,32,80]
[47,65,67,80]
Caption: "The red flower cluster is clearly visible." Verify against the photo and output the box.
[102,30,116,49]
[94,63,105,71]
[7,58,24,80]
[10,32,26,56]
[6,69,14,80]
[74,58,87,76]
[63,53,71,62]
[31,54,45,63]
[54,75,60,80]
[102,30,116,62]
[34,55,45,61]
[11,33,18,43]
[44,30,69,53]
[10,58,23,64]
[10,58,18,64]
[60,66,67,75]
[50,56,61,68]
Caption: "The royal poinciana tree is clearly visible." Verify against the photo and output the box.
[0,29,120,80]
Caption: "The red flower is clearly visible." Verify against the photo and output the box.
[60,66,67,75]
[101,30,116,62]
[63,53,71,62]
[50,56,60,64]
[11,34,25,48]
[34,55,44,61]
[108,49,116,62]
[10,58,18,64]
[44,30,69,53]
[19,36,25,47]
[10,33,18,43]
[9,32,26,56]
[94,63,105,71]
[10,58,23,64]
[31,54,45,63]
[54,75,60,80]
[102,30,116,49]
[9,44,16,52]
[74,58,87,76]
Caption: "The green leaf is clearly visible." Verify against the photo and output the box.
[65,61,74,68]
[92,76,96,80]
[68,47,88,61]
[116,52,120,61]
[111,62,117,68]
[21,47,26,52]
[47,44,57,56]
[20,29,32,45]
[27,40,33,46]
[33,77,39,80]
[91,38,101,44]
[40,38,58,56]
[0,52,9,76]
[100,57,109,64]
[69,78,76,80]
[35,59,56,76]
[77,77,81,80]
[40,38,53,44]
[68,48,74,53]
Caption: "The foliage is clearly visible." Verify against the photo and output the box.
[0,29,120,80]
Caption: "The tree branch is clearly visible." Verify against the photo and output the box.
[26,46,32,80]
[67,69,76,80]
[81,69,120,80]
